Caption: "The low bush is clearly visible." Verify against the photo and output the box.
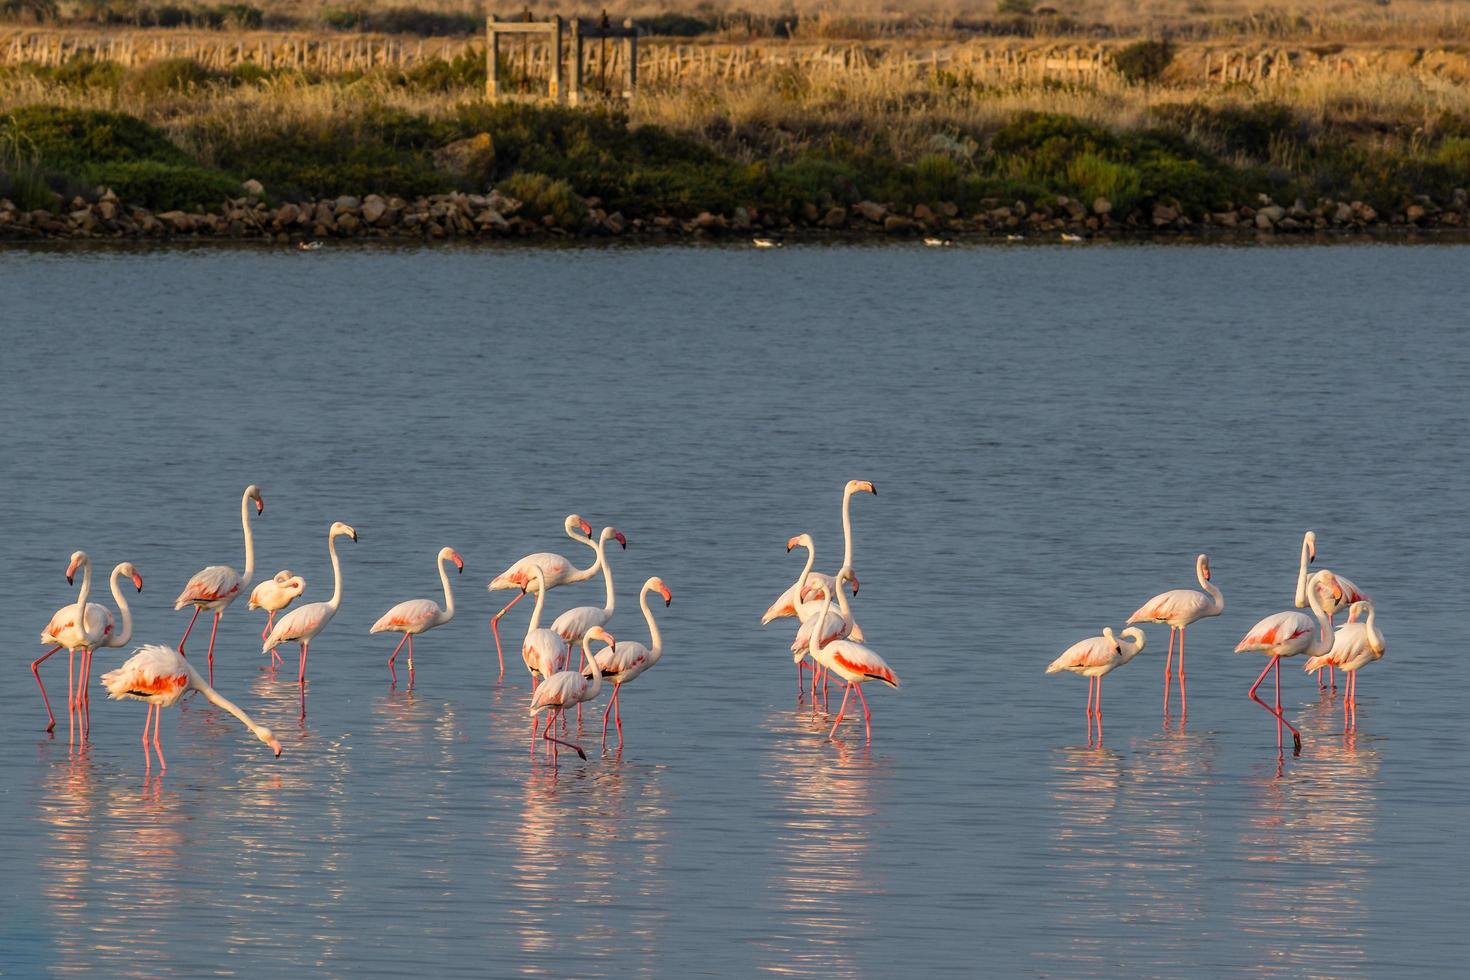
[498,171,586,225]
[86,159,240,209]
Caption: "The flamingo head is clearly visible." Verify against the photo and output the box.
[586,626,615,647]
[257,726,282,757]
[1348,599,1370,621]
[1102,626,1120,653]
[522,565,546,595]
[648,577,672,606]
[65,550,87,585]
[246,484,264,514]
[284,575,306,597]
[331,521,358,542]
[566,514,593,537]
[1304,530,1317,563]
[786,532,814,554]
[605,527,627,550]
[120,562,144,592]
[1198,554,1212,581]
[272,569,295,585]
[439,547,465,573]
[846,479,877,497]
[837,566,860,595]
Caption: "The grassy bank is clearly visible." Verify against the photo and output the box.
[2,44,1468,237]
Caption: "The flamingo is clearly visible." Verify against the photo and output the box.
[1304,600,1384,732]
[520,565,571,688]
[551,526,627,651]
[263,522,357,691]
[101,644,281,771]
[248,570,306,669]
[1235,569,1335,754]
[370,547,464,688]
[529,626,615,762]
[778,533,862,699]
[34,554,143,735]
[174,484,264,685]
[487,514,596,678]
[1295,531,1370,690]
[801,579,899,741]
[583,576,671,746]
[1126,553,1224,718]
[761,480,876,624]
[1046,627,1147,744]
[791,565,862,703]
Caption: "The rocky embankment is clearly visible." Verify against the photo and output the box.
[4,182,1468,243]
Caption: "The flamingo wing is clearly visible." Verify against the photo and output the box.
[265,601,330,649]
[791,601,847,653]
[524,628,569,676]
[1128,588,1211,625]
[42,602,113,647]
[370,598,442,634]
[529,671,586,713]
[490,553,573,591]
[1046,635,1117,674]
[762,572,837,624]
[551,605,609,643]
[1235,610,1315,654]
[101,644,190,705]
[174,564,242,609]
[590,641,650,682]
[822,640,899,688]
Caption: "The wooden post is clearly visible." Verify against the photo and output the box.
[550,15,564,102]
[571,18,584,105]
[625,18,637,97]
[486,15,499,100]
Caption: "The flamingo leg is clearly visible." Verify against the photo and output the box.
[1343,670,1352,731]
[407,634,415,689]
[1086,675,1096,742]
[1178,627,1188,718]
[1095,677,1103,744]
[387,633,409,686]
[1248,657,1302,754]
[541,708,586,760]
[152,704,166,770]
[298,640,309,685]
[205,611,221,687]
[178,605,201,655]
[828,683,854,738]
[142,703,154,769]
[1162,628,1175,716]
[81,649,93,739]
[853,684,872,741]
[490,592,526,680]
[602,686,616,744]
[613,686,623,745]
[262,611,273,643]
[796,659,804,701]
[31,645,62,733]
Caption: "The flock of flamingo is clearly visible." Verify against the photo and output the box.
[1047,531,1383,753]
[32,480,1384,772]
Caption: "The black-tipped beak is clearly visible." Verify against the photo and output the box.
[351,530,359,542]
[66,574,74,585]
[786,544,793,553]
[256,500,264,514]
[136,583,143,592]
[871,484,878,495]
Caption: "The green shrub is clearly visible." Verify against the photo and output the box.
[915,153,959,201]
[0,105,190,171]
[0,128,56,209]
[1114,39,1174,86]
[49,55,126,90]
[1065,152,1144,211]
[498,171,587,225]
[123,57,226,98]
[86,160,239,210]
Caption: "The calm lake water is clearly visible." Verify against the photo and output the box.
[1,241,1467,976]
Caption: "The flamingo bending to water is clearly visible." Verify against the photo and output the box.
[1235,569,1335,754]
[584,577,671,746]
[1304,600,1385,732]
[175,484,264,685]
[487,515,596,678]
[801,577,899,741]
[34,554,143,735]
[529,627,615,762]
[249,570,306,668]
[370,547,463,688]
[263,522,357,693]
[761,480,875,624]
[1127,553,1224,718]
[1295,531,1370,689]
[101,644,281,770]
[1046,627,1147,743]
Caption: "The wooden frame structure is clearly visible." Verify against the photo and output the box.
[485,12,637,104]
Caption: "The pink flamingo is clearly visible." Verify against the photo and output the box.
[1304,600,1384,732]
[551,526,626,651]
[520,565,571,688]
[761,479,876,624]
[584,576,671,747]
[101,643,281,771]
[34,553,143,735]
[263,522,357,693]
[1235,569,1335,754]
[486,514,597,679]
[1295,531,1370,690]
[779,533,863,699]
[800,578,899,741]
[174,484,264,686]
[791,565,862,703]
[529,626,615,762]
[249,570,306,668]
[1127,553,1224,718]
[369,547,463,688]
[1046,627,1147,744]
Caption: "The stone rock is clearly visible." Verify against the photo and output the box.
[241,179,264,198]
[1211,211,1238,227]
[432,133,495,182]
[1257,204,1286,224]
[1333,202,1354,223]
[276,202,301,226]
[158,210,191,231]
[882,214,916,234]
[732,206,752,230]
[1406,204,1426,223]
[1277,217,1303,230]
[800,202,820,223]
[604,211,625,234]
[912,203,935,223]
[1354,202,1378,222]
[1453,188,1468,210]
[333,195,361,215]
[819,206,847,229]
[97,201,117,221]
[1151,203,1179,226]
[694,211,725,230]
[853,200,887,223]
[362,196,387,225]
[938,201,959,218]
[1254,212,1275,230]
[314,201,335,225]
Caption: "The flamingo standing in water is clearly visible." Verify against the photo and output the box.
[520,565,571,688]
[174,484,264,685]
[529,626,615,762]
[551,526,626,654]
[1235,568,1335,754]
[1304,600,1385,732]
[249,570,306,668]
[1294,531,1370,690]
[101,644,281,771]
[584,577,671,746]
[779,533,862,699]
[800,577,899,741]
[761,479,876,624]
[791,565,861,704]
[1127,553,1224,718]
[263,522,357,695]
[370,547,464,688]
[1046,627,1147,744]
[487,515,596,679]
[34,554,143,735]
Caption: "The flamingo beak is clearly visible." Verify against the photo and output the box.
[66,555,81,584]
[861,480,877,495]
[851,574,860,595]
[578,518,592,536]
[132,571,144,592]
[659,584,672,606]
[615,531,627,549]
[786,535,800,552]
[255,496,265,515]
[350,529,359,542]
[452,552,464,573]
[270,739,282,757]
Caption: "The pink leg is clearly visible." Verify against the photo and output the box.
[542,708,586,760]
[1177,628,1188,717]
[1248,657,1302,753]
[1095,677,1104,744]
[152,704,166,770]
[32,645,61,733]
[1343,671,1352,731]
[602,685,616,743]
[490,592,526,680]
[1162,628,1175,716]
[796,660,804,700]
[81,649,93,739]
[205,612,221,687]
[1086,675,1096,742]
[853,684,872,741]
[262,611,273,642]
[142,703,154,770]
[613,686,624,745]
[298,640,309,685]
[178,605,201,655]
[828,683,855,738]
[387,633,409,686]
[407,634,415,688]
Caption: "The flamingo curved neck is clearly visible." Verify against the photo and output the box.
[74,558,93,627]
[840,485,857,570]
[569,524,601,581]
[834,571,855,624]
[1197,564,1224,614]
[808,591,834,661]
[790,544,817,618]
[240,489,257,590]
[326,531,345,612]
[109,565,133,648]
[437,553,456,621]
[1363,604,1384,654]
[596,531,616,615]
[1294,535,1311,608]
[527,573,546,631]
[640,583,664,655]
[1304,576,1332,656]
[581,634,603,692]
[188,662,270,740]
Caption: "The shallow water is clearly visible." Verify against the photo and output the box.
[1,241,1467,976]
